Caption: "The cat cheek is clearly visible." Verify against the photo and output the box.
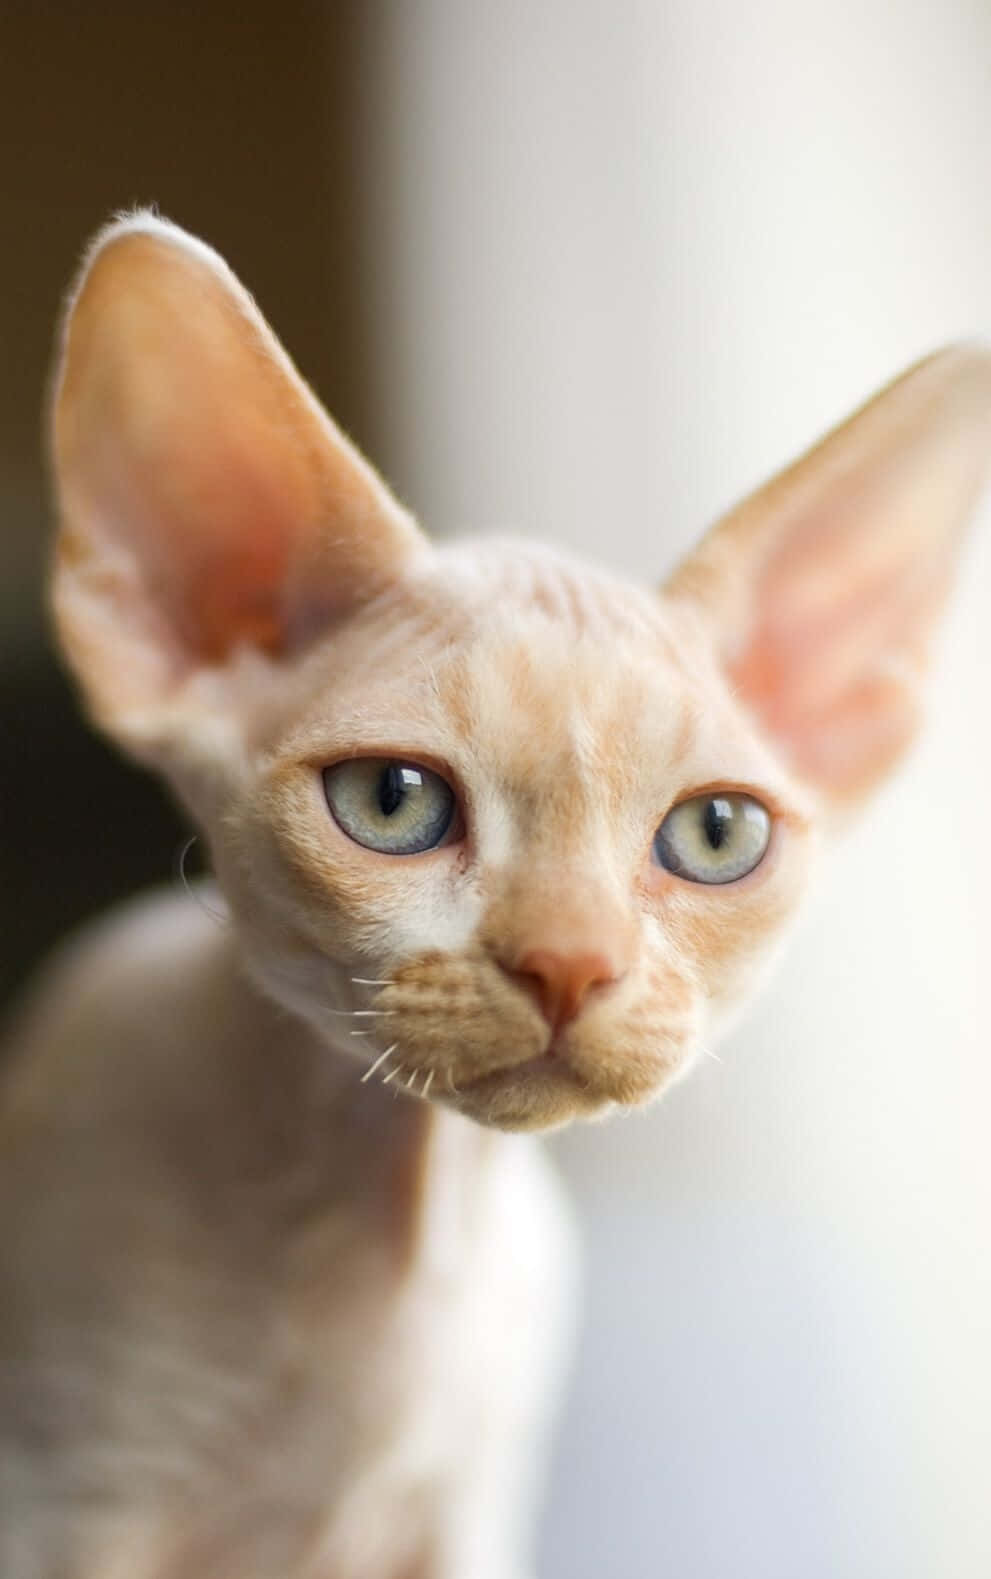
[646,829,814,1003]
[569,1029,699,1108]
[665,884,805,1009]
[331,884,485,969]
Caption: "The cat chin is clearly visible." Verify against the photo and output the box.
[447,1045,694,1132]
[449,1067,613,1132]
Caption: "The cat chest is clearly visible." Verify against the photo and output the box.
[282,1134,577,1566]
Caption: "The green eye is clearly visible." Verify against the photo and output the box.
[323,759,458,855]
[654,792,771,884]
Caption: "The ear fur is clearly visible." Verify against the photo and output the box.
[666,346,991,807]
[49,212,426,756]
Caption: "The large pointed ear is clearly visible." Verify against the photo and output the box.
[665,347,991,808]
[49,213,426,757]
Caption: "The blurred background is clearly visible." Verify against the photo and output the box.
[2,4,989,1576]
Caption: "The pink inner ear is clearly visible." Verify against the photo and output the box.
[67,250,326,667]
[96,417,306,664]
[734,637,924,800]
[726,506,954,801]
[795,673,923,799]
[53,219,423,710]
[669,346,991,808]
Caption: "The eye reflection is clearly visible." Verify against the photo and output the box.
[654,792,771,884]
[323,759,457,855]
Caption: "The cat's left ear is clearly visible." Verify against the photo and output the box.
[665,347,991,808]
[50,213,427,762]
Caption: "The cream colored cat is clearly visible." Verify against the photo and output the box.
[1,214,989,1579]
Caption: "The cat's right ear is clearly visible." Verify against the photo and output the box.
[49,213,426,761]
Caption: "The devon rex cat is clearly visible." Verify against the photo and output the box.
[0,214,988,1578]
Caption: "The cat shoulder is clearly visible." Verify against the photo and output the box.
[0,886,243,1123]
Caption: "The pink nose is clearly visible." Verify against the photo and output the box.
[510,948,622,1035]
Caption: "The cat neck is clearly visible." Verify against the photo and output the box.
[210,921,514,1273]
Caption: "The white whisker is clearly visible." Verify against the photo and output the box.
[350,1029,374,1037]
[405,1068,419,1090]
[351,977,394,987]
[351,1009,395,1019]
[421,1070,434,1100]
[175,835,228,927]
[360,1044,399,1084]
[701,1045,723,1064]
[381,1064,404,1086]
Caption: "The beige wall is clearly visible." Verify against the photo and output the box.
[357,5,991,1575]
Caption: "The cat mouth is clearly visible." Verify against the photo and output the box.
[448,1042,613,1131]
[449,1026,689,1121]
[456,1044,591,1096]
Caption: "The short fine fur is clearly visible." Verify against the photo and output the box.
[1,215,989,1578]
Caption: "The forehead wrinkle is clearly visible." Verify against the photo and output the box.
[432,535,681,649]
[448,629,632,847]
[285,536,723,795]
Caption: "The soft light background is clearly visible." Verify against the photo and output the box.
[1,6,988,1577]
[359,6,991,1576]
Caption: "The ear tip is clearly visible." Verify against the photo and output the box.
[49,212,244,436]
[921,335,991,366]
[899,338,991,407]
[70,209,234,305]
[93,205,192,251]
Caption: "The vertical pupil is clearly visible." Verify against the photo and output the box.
[378,764,406,817]
[703,798,732,849]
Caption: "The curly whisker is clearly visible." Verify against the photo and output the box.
[360,1043,399,1084]
[175,836,228,927]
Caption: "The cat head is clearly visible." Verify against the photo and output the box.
[48,214,991,1130]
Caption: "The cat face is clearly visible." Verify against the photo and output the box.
[211,541,816,1129]
[48,215,991,1131]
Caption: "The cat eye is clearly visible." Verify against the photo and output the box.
[653,792,771,885]
[322,759,458,855]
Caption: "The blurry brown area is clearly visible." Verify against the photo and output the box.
[0,4,375,1015]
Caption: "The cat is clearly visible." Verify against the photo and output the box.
[0,212,988,1579]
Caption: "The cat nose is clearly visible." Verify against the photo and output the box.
[510,948,624,1035]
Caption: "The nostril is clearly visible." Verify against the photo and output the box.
[511,948,624,1035]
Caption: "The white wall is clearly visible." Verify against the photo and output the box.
[354,5,991,1574]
